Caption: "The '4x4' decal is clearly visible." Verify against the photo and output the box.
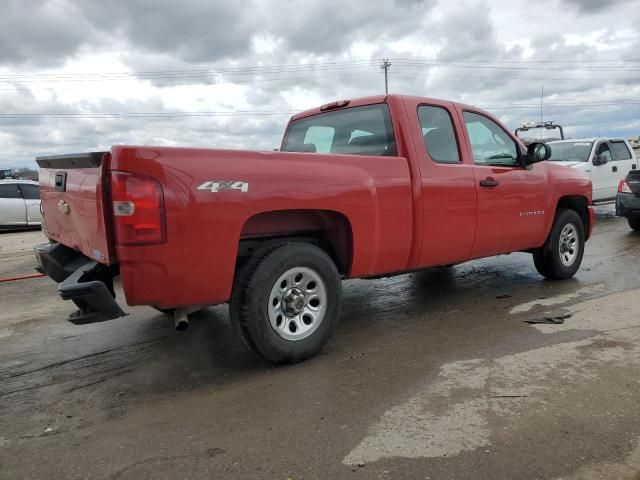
[197,181,249,193]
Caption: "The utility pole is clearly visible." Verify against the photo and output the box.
[381,59,391,94]
[540,82,544,140]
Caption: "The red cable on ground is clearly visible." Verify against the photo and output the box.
[0,273,46,283]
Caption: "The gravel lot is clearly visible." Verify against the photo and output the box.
[1,206,640,480]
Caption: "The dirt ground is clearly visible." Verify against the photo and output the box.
[1,206,640,480]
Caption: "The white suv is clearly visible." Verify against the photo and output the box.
[0,179,42,229]
[547,138,637,202]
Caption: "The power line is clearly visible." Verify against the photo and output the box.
[0,99,638,121]
[391,57,640,64]
[0,111,298,119]
[391,60,640,72]
[0,61,380,83]
[3,57,640,85]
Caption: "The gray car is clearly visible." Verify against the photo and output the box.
[0,179,42,229]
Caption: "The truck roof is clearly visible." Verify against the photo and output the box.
[0,179,38,184]
[290,94,478,121]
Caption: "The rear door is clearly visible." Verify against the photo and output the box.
[18,183,42,226]
[0,183,27,227]
[408,101,477,267]
[459,110,548,257]
[610,140,636,180]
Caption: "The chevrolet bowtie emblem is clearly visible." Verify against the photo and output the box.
[58,199,70,215]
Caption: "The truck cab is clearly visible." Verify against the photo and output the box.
[547,138,638,202]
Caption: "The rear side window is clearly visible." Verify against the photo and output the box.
[418,105,460,163]
[0,183,21,199]
[19,184,40,199]
[282,104,397,157]
[610,141,632,161]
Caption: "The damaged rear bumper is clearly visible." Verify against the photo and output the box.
[34,242,126,325]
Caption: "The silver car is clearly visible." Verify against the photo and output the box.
[0,179,42,229]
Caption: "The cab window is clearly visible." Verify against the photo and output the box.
[19,184,40,200]
[418,105,460,164]
[610,141,632,161]
[0,183,21,199]
[463,111,519,166]
[596,142,613,162]
[282,104,397,157]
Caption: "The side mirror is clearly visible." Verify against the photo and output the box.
[593,154,608,166]
[526,142,551,164]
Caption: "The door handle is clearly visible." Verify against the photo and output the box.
[612,165,617,172]
[479,178,500,187]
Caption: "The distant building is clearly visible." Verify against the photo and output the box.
[630,137,640,152]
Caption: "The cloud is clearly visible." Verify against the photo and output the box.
[76,0,257,63]
[0,0,96,66]
[562,0,634,13]
[0,0,639,169]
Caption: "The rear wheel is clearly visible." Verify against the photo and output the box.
[532,208,585,280]
[628,218,640,231]
[230,243,342,364]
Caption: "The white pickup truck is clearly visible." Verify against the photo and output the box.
[547,138,637,202]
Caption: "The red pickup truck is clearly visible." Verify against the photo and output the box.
[35,94,594,363]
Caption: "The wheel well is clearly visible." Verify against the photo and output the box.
[557,195,590,238]
[237,210,352,275]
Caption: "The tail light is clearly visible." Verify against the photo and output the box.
[110,171,166,245]
[618,179,632,194]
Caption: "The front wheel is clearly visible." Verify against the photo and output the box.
[532,209,585,280]
[230,243,342,364]
[628,218,640,231]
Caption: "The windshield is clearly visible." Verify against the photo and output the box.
[548,141,593,162]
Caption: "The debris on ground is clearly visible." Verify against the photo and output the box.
[524,313,572,325]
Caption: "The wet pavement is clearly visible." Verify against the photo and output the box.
[1,206,640,480]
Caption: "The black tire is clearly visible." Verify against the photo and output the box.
[229,241,288,355]
[628,218,640,231]
[532,208,585,280]
[229,243,342,364]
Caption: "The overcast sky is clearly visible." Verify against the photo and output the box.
[1,0,640,169]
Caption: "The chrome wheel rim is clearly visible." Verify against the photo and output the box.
[559,223,579,267]
[268,267,327,341]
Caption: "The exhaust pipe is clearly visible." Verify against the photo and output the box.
[172,305,207,331]
[175,314,189,331]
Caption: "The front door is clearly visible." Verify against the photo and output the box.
[459,110,549,258]
[590,141,616,201]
